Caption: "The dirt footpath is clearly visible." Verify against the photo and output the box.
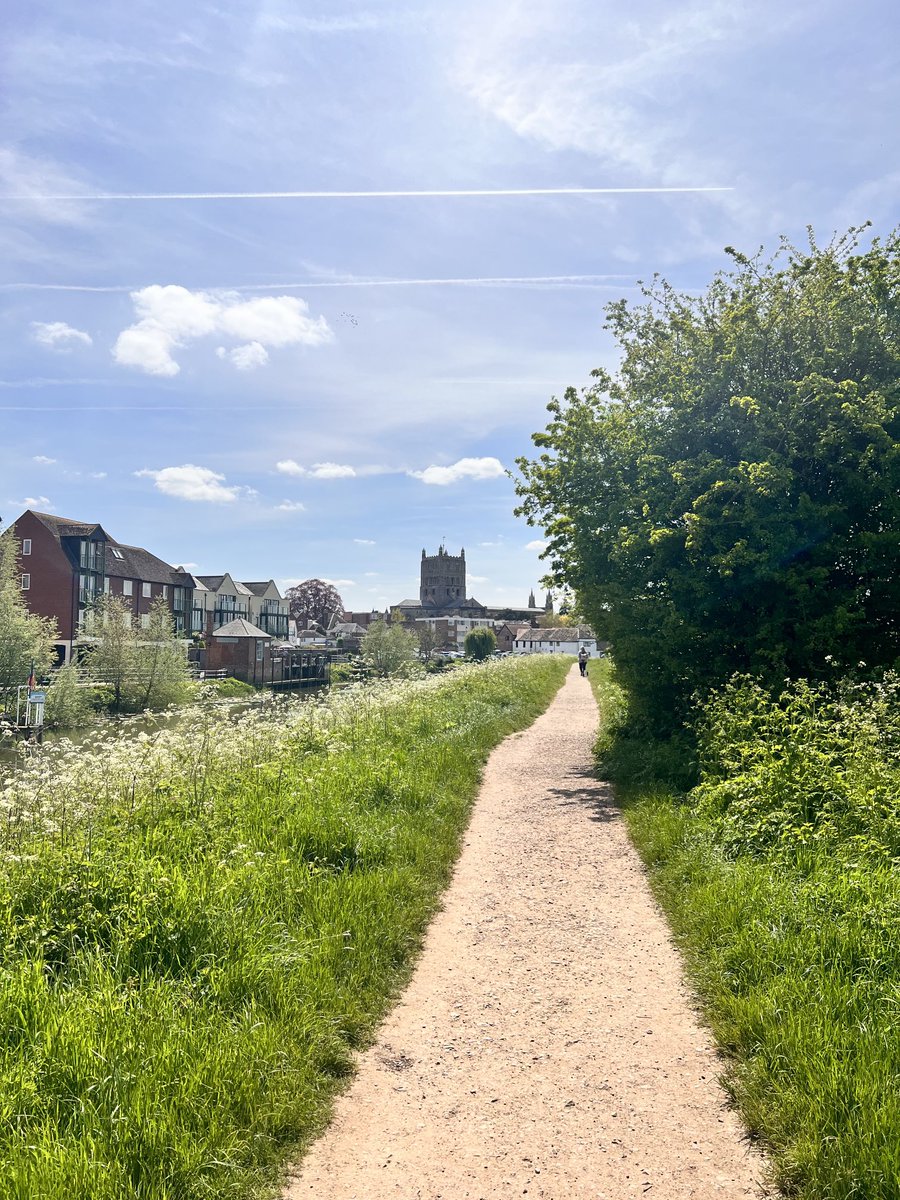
[284,665,766,1199]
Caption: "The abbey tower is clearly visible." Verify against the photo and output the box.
[420,545,466,608]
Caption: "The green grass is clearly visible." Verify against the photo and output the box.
[589,661,900,1200]
[0,657,568,1199]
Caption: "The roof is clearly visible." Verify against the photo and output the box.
[106,542,194,586]
[516,626,596,642]
[241,580,280,597]
[196,574,226,591]
[27,510,112,541]
[213,618,272,639]
[23,511,189,586]
[194,574,253,596]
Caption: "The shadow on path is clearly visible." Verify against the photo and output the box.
[547,766,620,824]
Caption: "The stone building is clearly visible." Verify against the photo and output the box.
[420,545,468,608]
[393,545,487,619]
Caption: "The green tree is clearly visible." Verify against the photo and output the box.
[415,623,441,661]
[83,594,137,712]
[83,595,192,712]
[361,619,418,676]
[133,598,193,710]
[44,660,94,729]
[516,226,900,733]
[464,627,497,660]
[0,529,57,713]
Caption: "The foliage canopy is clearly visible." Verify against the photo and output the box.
[516,226,900,731]
[464,627,497,660]
[285,579,345,631]
[361,619,418,676]
[84,595,192,712]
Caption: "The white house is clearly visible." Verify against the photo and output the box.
[511,625,603,656]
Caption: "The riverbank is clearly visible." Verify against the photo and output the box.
[0,656,568,1200]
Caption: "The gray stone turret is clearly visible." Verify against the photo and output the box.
[420,544,466,607]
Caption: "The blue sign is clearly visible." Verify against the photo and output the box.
[28,690,46,703]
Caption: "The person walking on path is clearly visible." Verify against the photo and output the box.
[578,645,589,676]
[285,664,764,1199]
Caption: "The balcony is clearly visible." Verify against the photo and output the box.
[255,612,289,637]
[212,607,249,629]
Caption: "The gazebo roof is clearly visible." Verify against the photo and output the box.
[213,618,272,639]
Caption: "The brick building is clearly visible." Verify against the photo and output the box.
[10,509,194,664]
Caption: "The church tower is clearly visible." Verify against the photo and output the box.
[528,588,536,608]
[420,545,467,608]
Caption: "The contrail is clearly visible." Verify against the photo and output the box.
[0,185,732,201]
[0,274,637,293]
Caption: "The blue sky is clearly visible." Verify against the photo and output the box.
[2,0,898,611]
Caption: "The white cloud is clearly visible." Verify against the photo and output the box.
[115,324,180,376]
[354,538,376,545]
[411,456,506,486]
[21,495,52,509]
[216,341,269,370]
[0,146,90,225]
[526,539,548,552]
[90,471,107,479]
[31,321,92,349]
[32,454,56,464]
[451,0,751,185]
[135,464,243,503]
[324,578,356,587]
[311,462,355,479]
[467,574,488,583]
[275,460,356,479]
[276,499,306,512]
[113,285,332,376]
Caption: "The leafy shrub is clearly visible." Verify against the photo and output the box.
[694,673,900,859]
[198,676,256,699]
[464,627,496,661]
[43,662,95,730]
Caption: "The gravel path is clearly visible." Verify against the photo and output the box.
[284,664,766,1199]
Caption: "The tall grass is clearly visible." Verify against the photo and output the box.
[591,661,900,1200]
[0,656,567,1199]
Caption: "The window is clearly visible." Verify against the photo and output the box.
[142,582,151,598]
[21,573,30,590]
[104,576,110,593]
[111,547,124,560]
[140,613,150,630]
[123,580,133,597]
[256,640,265,662]
[22,539,31,555]
[162,585,168,599]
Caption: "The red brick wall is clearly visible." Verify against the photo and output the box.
[12,512,77,644]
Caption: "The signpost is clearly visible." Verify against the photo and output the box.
[15,685,46,742]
